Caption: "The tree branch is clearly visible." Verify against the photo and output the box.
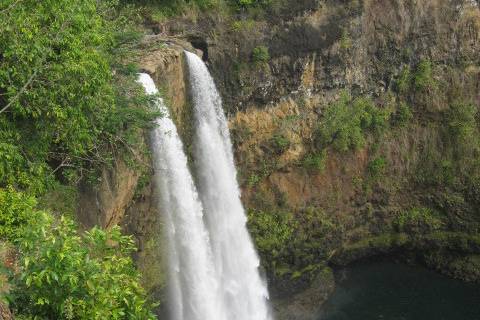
[0,16,73,115]
[50,156,72,176]
[0,69,38,114]
[0,0,22,13]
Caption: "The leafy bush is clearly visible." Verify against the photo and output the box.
[393,207,443,233]
[252,46,270,64]
[231,19,256,32]
[446,102,478,145]
[395,66,412,94]
[247,209,296,260]
[234,0,273,7]
[269,134,290,154]
[393,102,413,126]
[11,212,156,319]
[0,139,53,194]
[367,156,386,177]
[247,174,262,187]
[413,59,436,91]
[247,209,297,276]
[302,151,327,172]
[0,188,36,242]
[248,207,340,279]
[0,2,158,318]
[238,0,255,5]
[316,92,391,152]
[395,60,436,94]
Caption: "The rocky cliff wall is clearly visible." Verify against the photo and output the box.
[75,1,480,318]
[144,0,480,302]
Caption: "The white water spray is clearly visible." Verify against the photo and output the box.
[185,51,273,320]
[137,73,225,320]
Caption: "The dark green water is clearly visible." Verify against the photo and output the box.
[319,261,480,320]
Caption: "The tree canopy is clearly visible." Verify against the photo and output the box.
[0,0,156,193]
[0,1,158,318]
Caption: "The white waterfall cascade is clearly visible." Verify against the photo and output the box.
[137,73,226,320]
[185,51,273,320]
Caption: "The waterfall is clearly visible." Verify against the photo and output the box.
[137,73,225,320]
[138,54,272,320]
[185,51,272,320]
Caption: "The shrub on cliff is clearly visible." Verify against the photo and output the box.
[414,59,436,91]
[252,45,270,64]
[0,188,156,319]
[315,92,391,152]
[234,0,273,7]
[0,188,36,242]
[446,102,478,147]
[248,207,341,279]
[5,209,156,319]
[302,150,327,172]
[393,207,443,233]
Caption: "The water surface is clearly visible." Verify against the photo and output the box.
[319,260,480,320]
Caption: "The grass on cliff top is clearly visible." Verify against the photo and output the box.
[122,0,288,23]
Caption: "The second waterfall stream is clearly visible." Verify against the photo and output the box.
[185,51,271,320]
[138,51,272,320]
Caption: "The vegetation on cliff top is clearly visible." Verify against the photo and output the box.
[0,0,158,317]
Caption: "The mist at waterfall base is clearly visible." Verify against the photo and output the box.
[137,51,272,320]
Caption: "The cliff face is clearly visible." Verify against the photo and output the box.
[150,0,480,297]
[76,0,480,318]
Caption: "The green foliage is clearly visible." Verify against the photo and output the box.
[269,134,290,154]
[416,102,479,189]
[316,92,391,152]
[393,207,443,233]
[0,2,158,317]
[445,102,478,146]
[234,0,273,7]
[367,156,387,180]
[126,0,221,20]
[395,60,436,94]
[0,140,53,194]
[393,102,413,126]
[238,0,255,6]
[37,184,78,218]
[0,0,157,192]
[339,30,352,50]
[302,150,327,172]
[447,255,480,282]
[244,159,277,188]
[247,174,262,187]
[247,209,296,263]
[231,19,256,32]
[11,211,156,319]
[395,66,412,95]
[252,46,270,64]
[248,207,340,279]
[0,188,36,242]
[413,59,436,91]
